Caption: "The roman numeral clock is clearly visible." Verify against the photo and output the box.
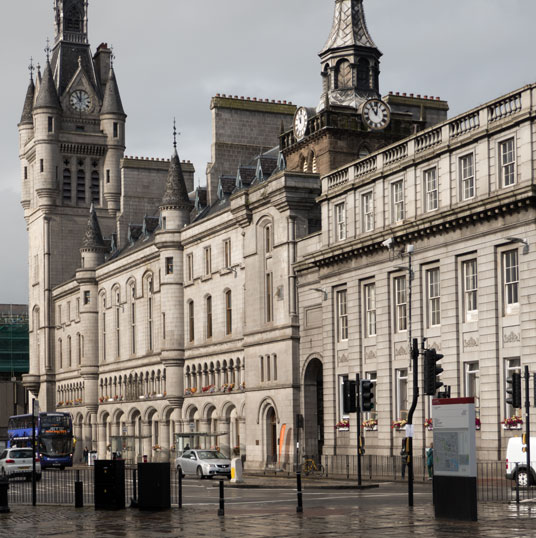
[361,99,391,131]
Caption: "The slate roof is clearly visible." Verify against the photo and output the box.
[34,60,61,110]
[82,205,106,250]
[161,149,193,210]
[20,78,35,124]
[320,0,378,55]
[101,67,125,115]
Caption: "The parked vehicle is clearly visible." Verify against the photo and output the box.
[0,448,42,481]
[175,449,231,479]
[505,437,536,486]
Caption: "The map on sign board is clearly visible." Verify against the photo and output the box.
[432,400,476,477]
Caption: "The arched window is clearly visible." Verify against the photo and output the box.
[77,169,85,203]
[264,225,272,254]
[65,6,83,32]
[225,290,232,335]
[67,336,72,368]
[206,296,212,340]
[58,339,63,369]
[146,277,153,352]
[357,58,370,90]
[188,300,195,342]
[91,171,100,204]
[77,333,82,365]
[101,294,107,362]
[337,60,352,89]
[114,288,121,359]
[129,282,136,355]
[322,64,330,94]
[63,169,72,202]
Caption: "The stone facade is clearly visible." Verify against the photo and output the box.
[19,0,536,468]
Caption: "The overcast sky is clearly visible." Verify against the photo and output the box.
[1,0,535,304]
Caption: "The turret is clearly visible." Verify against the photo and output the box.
[318,0,382,111]
[80,204,108,268]
[160,136,193,230]
[100,66,126,214]
[32,57,61,208]
[19,69,36,211]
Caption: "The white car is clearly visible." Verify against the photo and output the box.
[175,449,231,479]
[505,437,536,487]
[0,448,42,481]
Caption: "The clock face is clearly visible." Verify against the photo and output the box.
[70,90,91,113]
[362,99,391,131]
[294,107,308,140]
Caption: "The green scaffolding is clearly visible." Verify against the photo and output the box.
[0,317,29,374]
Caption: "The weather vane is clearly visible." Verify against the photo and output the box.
[28,57,35,81]
[44,38,51,61]
[173,118,181,150]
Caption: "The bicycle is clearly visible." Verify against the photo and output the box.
[302,458,325,476]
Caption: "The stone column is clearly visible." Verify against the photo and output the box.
[97,422,107,459]
[90,414,98,452]
[160,420,170,462]
[198,419,210,449]
[219,417,231,458]
[141,421,152,461]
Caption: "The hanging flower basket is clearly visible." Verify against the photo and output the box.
[362,419,377,431]
[424,418,433,431]
[336,419,350,432]
[475,417,481,430]
[391,419,407,431]
[502,416,523,430]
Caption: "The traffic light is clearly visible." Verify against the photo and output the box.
[360,379,375,412]
[343,380,357,414]
[506,372,522,409]
[423,348,444,396]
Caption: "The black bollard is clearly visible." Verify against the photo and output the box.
[133,468,137,502]
[515,464,520,504]
[75,470,84,508]
[0,478,9,514]
[218,479,224,516]
[296,471,303,513]
[178,469,183,509]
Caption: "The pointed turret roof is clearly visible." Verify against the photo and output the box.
[20,77,35,124]
[34,59,60,110]
[320,0,378,56]
[101,67,125,115]
[82,204,106,250]
[161,149,193,210]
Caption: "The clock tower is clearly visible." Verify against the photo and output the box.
[20,0,126,408]
[282,0,419,176]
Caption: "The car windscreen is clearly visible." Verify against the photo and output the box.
[10,450,33,459]
[197,451,227,460]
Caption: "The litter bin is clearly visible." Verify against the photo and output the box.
[0,478,9,513]
[138,462,171,510]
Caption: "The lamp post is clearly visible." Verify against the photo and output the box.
[395,245,417,507]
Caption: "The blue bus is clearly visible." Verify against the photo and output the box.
[7,413,73,470]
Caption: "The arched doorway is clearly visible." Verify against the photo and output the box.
[266,407,277,465]
[303,358,324,461]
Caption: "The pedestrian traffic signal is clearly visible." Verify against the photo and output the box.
[423,348,444,396]
[506,372,522,409]
[360,379,375,412]
[343,379,357,414]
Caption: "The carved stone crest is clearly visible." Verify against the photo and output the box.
[503,330,520,344]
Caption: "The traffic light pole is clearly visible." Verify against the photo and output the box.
[356,373,362,487]
[525,365,531,482]
[406,338,419,508]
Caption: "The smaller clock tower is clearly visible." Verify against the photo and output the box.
[282,0,418,176]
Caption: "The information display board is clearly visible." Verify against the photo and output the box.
[432,398,476,478]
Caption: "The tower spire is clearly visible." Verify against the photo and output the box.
[317,0,382,112]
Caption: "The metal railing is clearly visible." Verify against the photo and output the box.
[5,460,535,506]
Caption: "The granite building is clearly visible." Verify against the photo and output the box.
[20,0,535,467]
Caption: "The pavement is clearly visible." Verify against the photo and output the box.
[1,478,536,537]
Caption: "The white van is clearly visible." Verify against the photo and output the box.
[505,437,536,486]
